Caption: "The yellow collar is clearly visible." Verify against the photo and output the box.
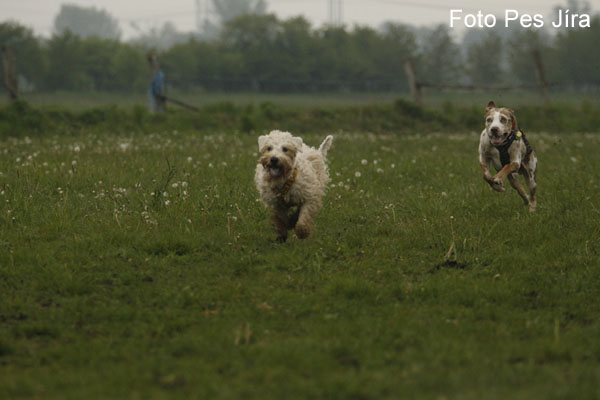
[272,167,298,196]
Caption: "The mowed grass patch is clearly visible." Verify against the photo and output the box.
[1,130,599,399]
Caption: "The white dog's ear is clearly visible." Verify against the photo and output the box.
[487,101,496,110]
[291,137,303,150]
[258,135,268,150]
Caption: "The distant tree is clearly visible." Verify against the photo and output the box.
[45,32,92,90]
[220,14,279,88]
[0,21,45,91]
[130,22,192,51]
[466,32,504,85]
[379,22,418,90]
[212,0,267,22]
[416,25,462,84]
[552,15,600,86]
[270,17,317,89]
[201,0,268,39]
[552,0,591,16]
[54,4,121,40]
[506,29,552,85]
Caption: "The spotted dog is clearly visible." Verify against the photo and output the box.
[255,130,333,242]
[479,101,537,212]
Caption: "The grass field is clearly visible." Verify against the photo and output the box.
[2,89,599,110]
[1,127,600,399]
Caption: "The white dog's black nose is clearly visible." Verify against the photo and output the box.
[491,127,499,135]
[270,157,279,165]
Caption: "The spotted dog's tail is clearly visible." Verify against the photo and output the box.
[319,135,333,157]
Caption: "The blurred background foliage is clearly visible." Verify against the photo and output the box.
[0,1,599,94]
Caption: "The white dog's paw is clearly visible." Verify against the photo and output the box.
[294,222,312,239]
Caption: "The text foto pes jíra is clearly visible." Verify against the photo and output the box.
[450,9,591,29]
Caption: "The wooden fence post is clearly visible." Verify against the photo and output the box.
[403,59,422,106]
[532,50,550,105]
[2,44,19,101]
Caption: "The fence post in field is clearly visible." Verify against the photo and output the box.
[403,59,422,106]
[532,50,550,105]
[1,44,19,101]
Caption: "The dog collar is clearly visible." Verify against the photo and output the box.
[495,127,533,166]
[272,167,298,196]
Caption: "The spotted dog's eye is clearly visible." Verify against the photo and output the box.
[282,147,288,153]
[486,118,492,123]
[267,146,273,151]
[500,117,507,124]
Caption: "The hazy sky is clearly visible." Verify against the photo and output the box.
[3,0,599,38]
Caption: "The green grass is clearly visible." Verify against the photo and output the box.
[3,89,599,110]
[1,128,600,399]
[0,91,405,110]
[2,98,600,139]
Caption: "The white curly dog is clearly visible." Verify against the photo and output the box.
[255,130,333,242]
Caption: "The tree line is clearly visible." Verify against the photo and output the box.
[1,12,599,94]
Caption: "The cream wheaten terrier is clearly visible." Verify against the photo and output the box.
[255,130,333,242]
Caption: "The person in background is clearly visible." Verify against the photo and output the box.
[147,53,166,113]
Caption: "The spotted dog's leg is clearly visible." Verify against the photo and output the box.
[492,162,520,186]
[522,159,537,212]
[480,160,505,192]
[507,173,530,205]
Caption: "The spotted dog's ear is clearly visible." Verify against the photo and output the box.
[291,137,303,151]
[487,101,496,110]
[258,135,268,151]
[506,109,518,129]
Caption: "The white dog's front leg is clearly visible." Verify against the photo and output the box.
[294,202,318,239]
[271,207,289,243]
